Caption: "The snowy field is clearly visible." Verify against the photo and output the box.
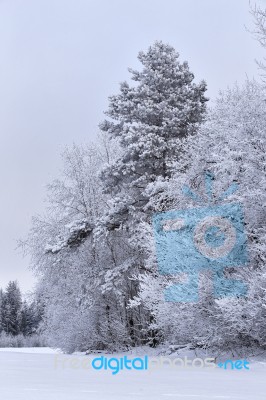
[0,348,265,400]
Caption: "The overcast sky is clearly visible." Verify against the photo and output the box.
[0,0,265,294]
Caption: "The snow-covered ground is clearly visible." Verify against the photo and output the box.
[0,347,265,400]
[0,347,60,354]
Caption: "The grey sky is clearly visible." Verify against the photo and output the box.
[0,0,265,294]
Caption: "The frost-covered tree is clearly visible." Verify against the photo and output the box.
[24,139,135,352]
[1,281,22,336]
[100,41,208,227]
[135,79,266,349]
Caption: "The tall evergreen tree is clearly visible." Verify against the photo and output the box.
[1,281,22,336]
[100,41,208,226]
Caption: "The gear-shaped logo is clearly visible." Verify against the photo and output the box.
[153,172,248,302]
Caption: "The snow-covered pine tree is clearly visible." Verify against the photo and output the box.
[1,281,22,336]
[100,41,208,227]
